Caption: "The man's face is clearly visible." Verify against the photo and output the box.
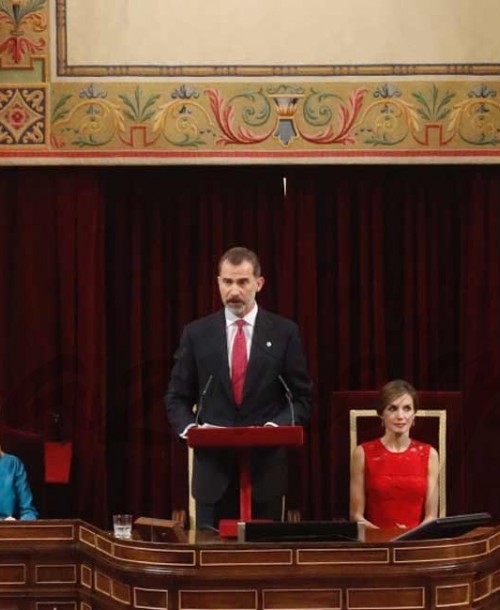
[217,260,264,317]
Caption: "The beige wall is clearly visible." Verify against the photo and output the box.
[64,0,500,71]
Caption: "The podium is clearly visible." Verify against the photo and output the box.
[187,425,304,537]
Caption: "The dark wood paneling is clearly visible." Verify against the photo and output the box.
[0,519,498,610]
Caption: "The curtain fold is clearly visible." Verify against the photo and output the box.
[462,169,500,514]
[104,167,287,520]
[0,164,498,524]
[286,166,464,518]
[0,167,107,525]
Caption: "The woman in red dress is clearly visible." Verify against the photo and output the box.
[350,380,439,530]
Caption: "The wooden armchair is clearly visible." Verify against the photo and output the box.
[350,406,447,516]
[329,391,465,520]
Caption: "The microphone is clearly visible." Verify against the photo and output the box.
[195,375,213,426]
[278,374,295,426]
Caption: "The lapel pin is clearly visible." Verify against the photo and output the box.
[266,341,272,347]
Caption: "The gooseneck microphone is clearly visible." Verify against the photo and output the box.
[195,375,213,426]
[278,374,295,426]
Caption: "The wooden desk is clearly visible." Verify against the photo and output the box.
[0,520,498,610]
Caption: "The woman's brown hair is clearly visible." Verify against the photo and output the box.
[377,379,419,416]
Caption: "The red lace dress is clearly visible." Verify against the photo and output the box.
[363,438,431,528]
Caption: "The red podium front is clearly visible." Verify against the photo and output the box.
[187,426,304,537]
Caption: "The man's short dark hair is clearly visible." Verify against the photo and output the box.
[218,247,261,277]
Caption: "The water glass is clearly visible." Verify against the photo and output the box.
[113,514,133,539]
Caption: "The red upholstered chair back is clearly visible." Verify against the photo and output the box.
[0,425,46,518]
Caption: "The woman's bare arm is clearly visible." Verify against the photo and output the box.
[350,445,377,529]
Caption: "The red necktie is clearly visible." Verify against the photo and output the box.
[231,319,247,405]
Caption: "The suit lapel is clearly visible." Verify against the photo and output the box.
[243,308,273,401]
[215,310,233,402]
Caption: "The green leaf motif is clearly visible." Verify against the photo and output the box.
[52,94,72,123]
[303,90,343,127]
[412,85,455,122]
[226,91,271,128]
[118,87,160,123]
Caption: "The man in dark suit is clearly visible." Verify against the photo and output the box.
[166,247,313,529]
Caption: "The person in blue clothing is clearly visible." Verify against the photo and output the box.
[0,449,38,520]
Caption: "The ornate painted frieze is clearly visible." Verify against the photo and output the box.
[0,0,47,68]
[0,85,46,144]
[2,0,500,162]
[45,81,500,156]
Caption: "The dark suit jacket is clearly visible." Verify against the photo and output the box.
[166,308,312,504]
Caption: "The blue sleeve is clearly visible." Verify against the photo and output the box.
[14,458,38,520]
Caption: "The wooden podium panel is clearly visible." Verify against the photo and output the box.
[0,519,498,609]
[187,425,304,447]
[188,426,304,533]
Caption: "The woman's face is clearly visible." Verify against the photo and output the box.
[381,392,415,435]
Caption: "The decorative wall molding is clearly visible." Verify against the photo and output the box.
[2,0,500,163]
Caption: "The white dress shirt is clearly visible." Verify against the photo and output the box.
[225,304,258,373]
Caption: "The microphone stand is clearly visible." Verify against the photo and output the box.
[195,375,213,427]
[278,375,295,426]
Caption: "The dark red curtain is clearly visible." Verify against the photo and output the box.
[0,168,107,525]
[103,167,310,522]
[285,166,464,518]
[0,164,498,526]
[462,171,500,515]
